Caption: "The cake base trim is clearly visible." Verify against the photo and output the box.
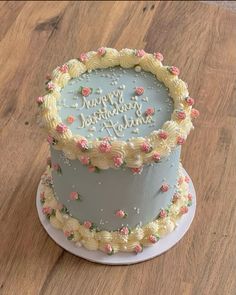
[38,165,193,255]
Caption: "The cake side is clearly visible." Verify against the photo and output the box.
[50,146,181,231]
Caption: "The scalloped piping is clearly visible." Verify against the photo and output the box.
[37,48,198,170]
[40,165,192,254]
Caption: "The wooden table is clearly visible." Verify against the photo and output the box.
[1,1,236,294]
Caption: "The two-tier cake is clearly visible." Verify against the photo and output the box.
[36,48,199,255]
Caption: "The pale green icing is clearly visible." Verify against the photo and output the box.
[57,67,173,140]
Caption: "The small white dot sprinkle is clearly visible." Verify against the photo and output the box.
[96,88,103,94]
[142,96,149,102]
[135,66,142,73]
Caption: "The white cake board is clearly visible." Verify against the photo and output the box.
[36,168,196,265]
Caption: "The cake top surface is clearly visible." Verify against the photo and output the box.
[37,48,199,170]
[57,67,173,140]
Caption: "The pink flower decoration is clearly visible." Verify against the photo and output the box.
[40,192,45,201]
[161,183,169,192]
[81,87,92,97]
[59,64,69,73]
[97,47,106,56]
[152,152,161,162]
[47,135,53,144]
[191,108,200,119]
[134,244,143,254]
[84,220,92,229]
[67,115,75,124]
[70,192,79,200]
[180,206,188,214]
[158,130,168,140]
[135,87,144,96]
[145,107,155,116]
[159,209,167,218]
[185,176,190,183]
[185,97,195,106]
[52,163,60,171]
[99,140,112,153]
[79,53,88,62]
[188,193,193,201]
[88,165,96,173]
[136,49,146,57]
[80,155,90,165]
[42,207,52,215]
[56,123,68,133]
[172,193,180,203]
[177,136,185,145]
[64,230,73,238]
[76,138,89,151]
[115,210,126,218]
[168,66,180,76]
[36,96,44,105]
[120,226,129,235]
[47,81,55,91]
[140,141,152,153]
[176,110,186,120]
[113,156,123,168]
[104,243,113,254]
[131,167,143,175]
[148,235,159,244]
[154,52,164,61]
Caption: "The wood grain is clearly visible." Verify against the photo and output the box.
[0,1,236,294]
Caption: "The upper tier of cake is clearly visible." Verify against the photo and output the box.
[37,48,199,170]
[58,67,173,140]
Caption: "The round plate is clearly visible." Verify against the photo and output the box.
[36,168,196,265]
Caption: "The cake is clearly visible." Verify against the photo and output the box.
[37,48,199,255]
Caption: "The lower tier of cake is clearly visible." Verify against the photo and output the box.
[39,165,192,255]
[50,146,181,231]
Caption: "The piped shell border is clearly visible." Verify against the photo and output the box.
[40,165,192,254]
[37,48,197,170]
